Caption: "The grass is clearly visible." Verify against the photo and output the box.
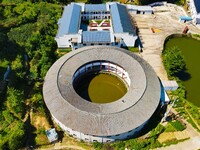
[95,20,103,25]
[170,120,185,131]
[164,124,176,132]
[121,46,139,53]
[57,48,72,52]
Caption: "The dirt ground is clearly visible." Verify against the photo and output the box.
[32,115,51,130]
[130,3,200,80]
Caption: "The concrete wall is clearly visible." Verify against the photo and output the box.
[72,61,131,87]
[51,114,148,143]
[81,12,110,20]
[55,34,81,48]
[189,0,200,24]
[114,33,138,47]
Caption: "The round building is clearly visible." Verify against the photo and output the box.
[43,46,161,142]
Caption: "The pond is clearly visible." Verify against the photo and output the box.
[74,73,127,104]
[165,36,200,107]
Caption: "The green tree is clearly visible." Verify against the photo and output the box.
[2,110,15,124]
[8,121,26,150]
[163,47,186,77]
[7,87,24,114]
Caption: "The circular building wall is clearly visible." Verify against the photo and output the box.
[43,46,161,142]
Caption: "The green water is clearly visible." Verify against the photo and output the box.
[75,73,127,103]
[165,37,200,107]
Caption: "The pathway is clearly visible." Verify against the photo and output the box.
[156,136,200,150]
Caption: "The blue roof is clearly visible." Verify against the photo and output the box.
[46,128,58,143]
[82,31,111,43]
[57,4,81,36]
[85,4,107,12]
[180,16,192,21]
[194,0,200,13]
[110,3,134,34]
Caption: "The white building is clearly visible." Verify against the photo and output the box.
[190,0,200,24]
[43,46,162,143]
[55,3,138,50]
[127,5,153,14]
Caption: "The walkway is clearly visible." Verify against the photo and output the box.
[156,136,200,150]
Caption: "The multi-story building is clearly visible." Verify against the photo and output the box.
[55,3,138,50]
[190,0,200,24]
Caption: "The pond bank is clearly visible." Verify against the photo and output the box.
[164,34,200,107]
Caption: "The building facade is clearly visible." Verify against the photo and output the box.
[55,3,139,50]
[190,0,200,24]
[43,46,162,143]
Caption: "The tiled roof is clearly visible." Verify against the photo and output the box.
[85,4,107,12]
[82,31,111,43]
[110,3,134,34]
[57,4,81,36]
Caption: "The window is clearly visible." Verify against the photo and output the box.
[74,43,77,46]
[91,43,94,46]
[93,140,97,142]
[83,44,86,46]
[106,140,111,142]
[87,67,91,70]
[106,43,110,45]
[107,136,111,138]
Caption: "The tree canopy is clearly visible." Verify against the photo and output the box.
[162,46,186,77]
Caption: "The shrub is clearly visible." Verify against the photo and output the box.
[170,120,185,131]
[162,46,186,77]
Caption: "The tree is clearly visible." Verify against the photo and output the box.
[162,46,186,77]
[7,87,24,114]
[8,121,26,150]
[11,55,26,80]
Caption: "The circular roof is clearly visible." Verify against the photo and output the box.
[43,46,161,136]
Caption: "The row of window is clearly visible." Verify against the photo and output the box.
[82,11,110,14]
[73,43,118,46]
[81,16,110,20]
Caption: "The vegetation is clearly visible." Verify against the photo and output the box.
[169,120,185,131]
[162,46,186,77]
[0,0,193,149]
[0,1,62,149]
[163,41,200,132]
[127,47,139,53]
[192,34,200,38]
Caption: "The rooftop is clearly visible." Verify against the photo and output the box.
[43,46,161,136]
[110,3,135,34]
[85,4,107,12]
[46,128,58,143]
[57,4,81,37]
[82,31,111,43]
